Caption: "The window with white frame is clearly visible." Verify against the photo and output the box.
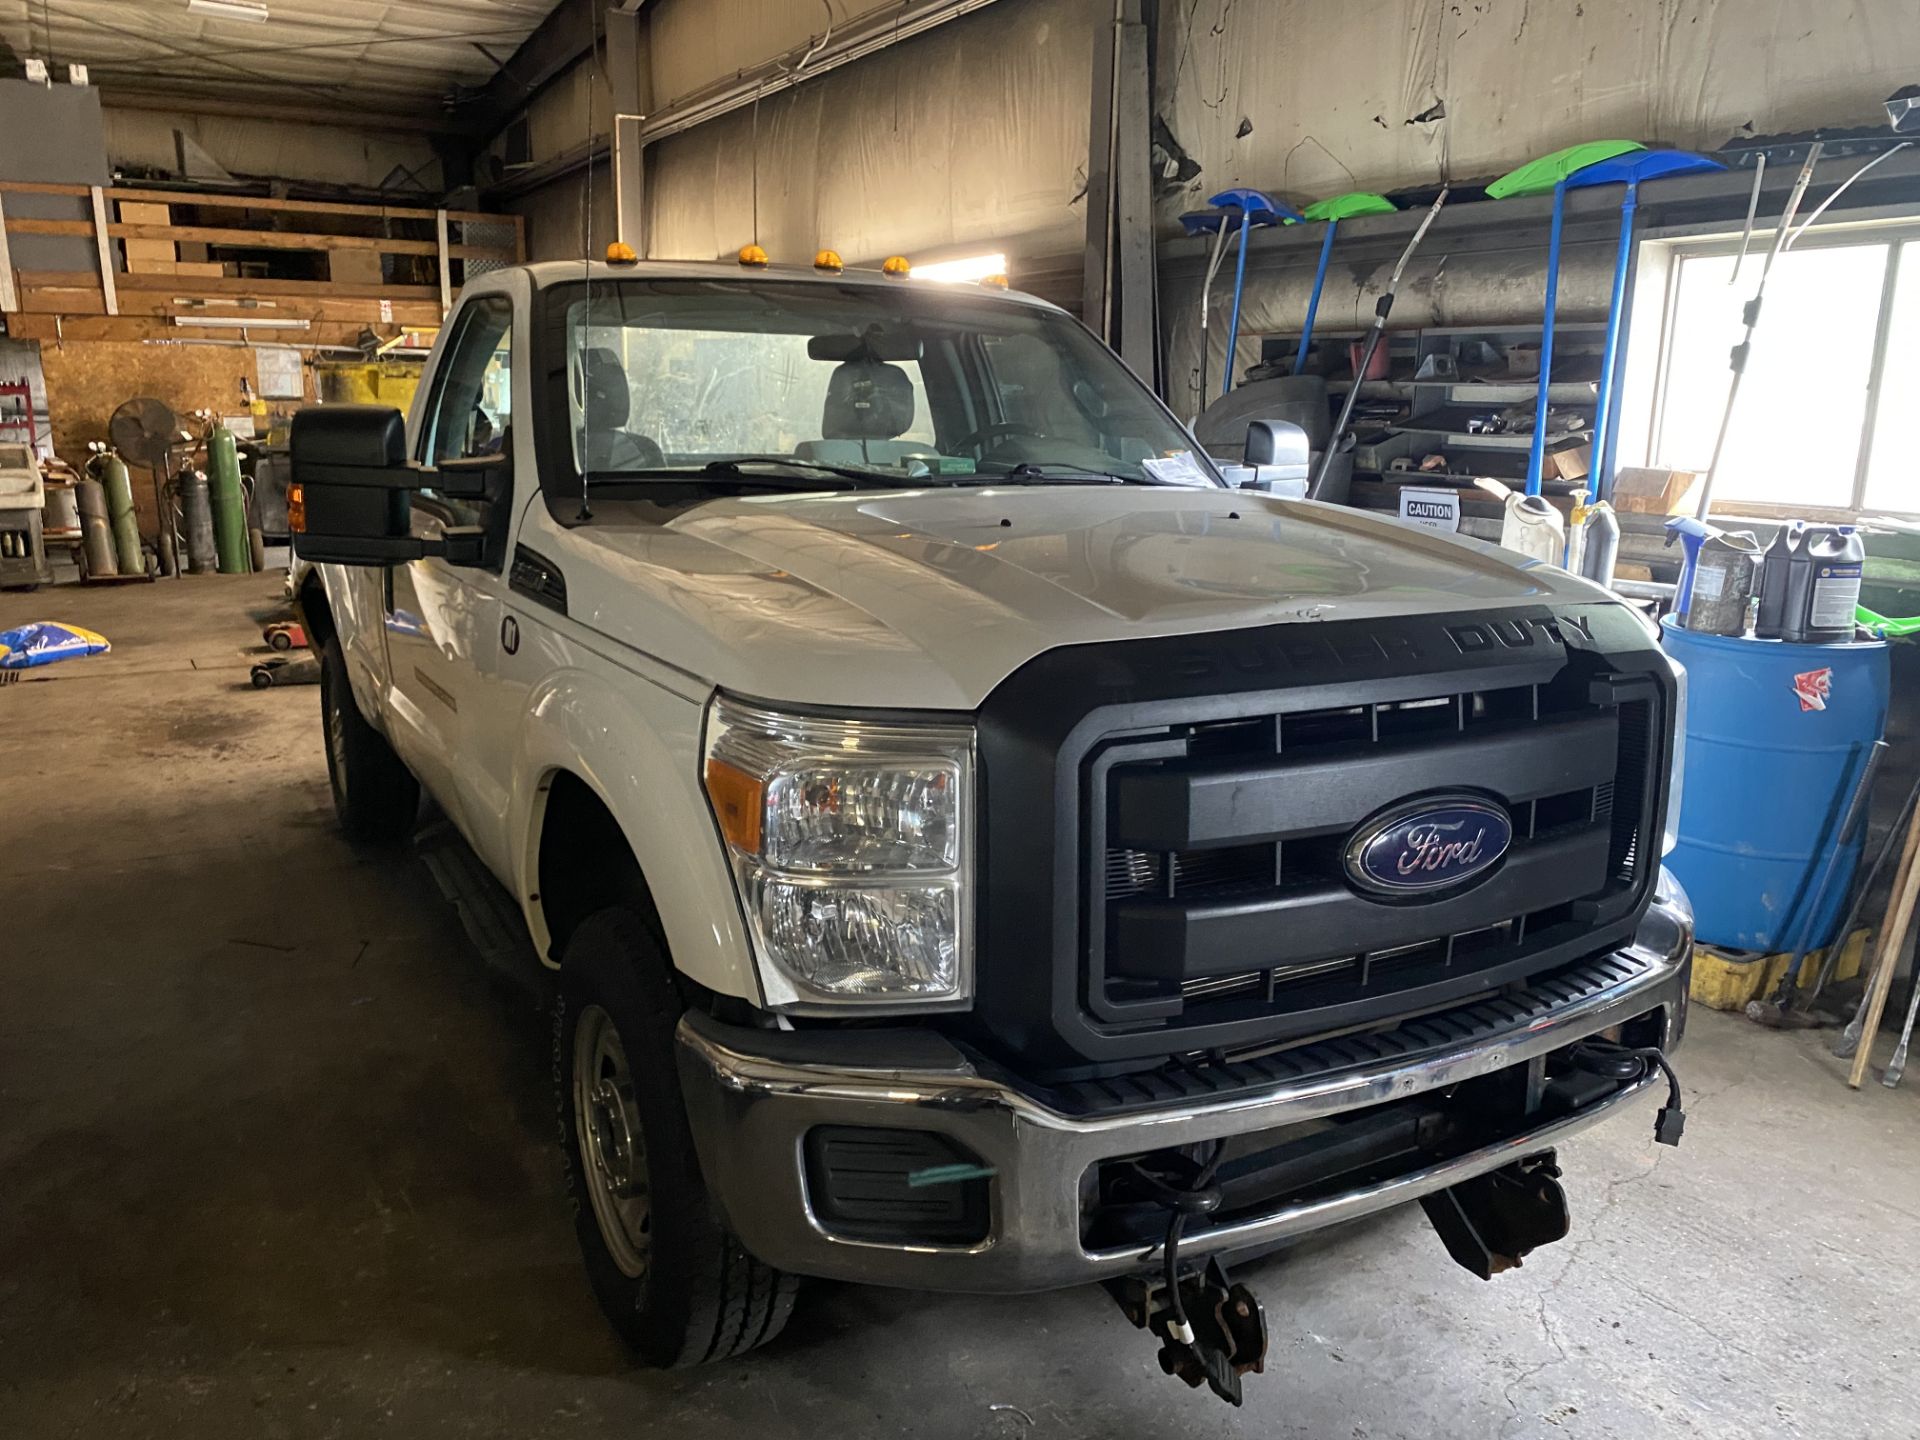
[1646,227,1917,514]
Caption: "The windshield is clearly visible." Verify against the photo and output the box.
[540,278,1217,492]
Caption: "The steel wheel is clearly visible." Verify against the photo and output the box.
[573,1002,651,1279]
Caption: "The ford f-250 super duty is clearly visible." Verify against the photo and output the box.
[289,255,1691,1405]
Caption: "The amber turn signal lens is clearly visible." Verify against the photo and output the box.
[287,483,305,533]
[738,244,770,267]
[704,756,766,854]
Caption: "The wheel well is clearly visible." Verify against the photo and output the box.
[297,574,337,654]
[537,771,659,961]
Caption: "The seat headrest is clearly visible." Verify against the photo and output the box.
[582,347,630,431]
[823,358,915,441]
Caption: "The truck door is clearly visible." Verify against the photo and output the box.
[383,292,517,845]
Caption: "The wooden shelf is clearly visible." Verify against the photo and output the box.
[0,182,525,344]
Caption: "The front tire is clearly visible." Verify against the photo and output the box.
[318,639,419,842]
[555,907,797,1366]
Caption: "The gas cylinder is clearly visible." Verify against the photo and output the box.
[205,421,251,574]
[1784,525,1865,644]
[91,449,145,577]
[177,463,217,575]
[74,477,117,578]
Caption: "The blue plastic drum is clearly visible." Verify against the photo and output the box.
[1662,620,1890,953]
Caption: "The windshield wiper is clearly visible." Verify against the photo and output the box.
[993,463,1154,485]
[583,458,906,491]
[701,457,902,487]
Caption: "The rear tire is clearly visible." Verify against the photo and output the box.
[318,639,419,842]
[555,907,797,1366]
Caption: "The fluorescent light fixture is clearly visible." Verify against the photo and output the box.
[910,252,1007,284]
[174,316,309,329]
[188,0,270,21]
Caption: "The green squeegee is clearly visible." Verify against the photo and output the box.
[1301,191,1399,222]
[1486,140,1645,199]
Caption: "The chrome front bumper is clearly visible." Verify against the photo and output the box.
[675,889,1692,1295]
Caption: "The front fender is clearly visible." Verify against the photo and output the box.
[509,665,759,1005]
[317,562,392,729]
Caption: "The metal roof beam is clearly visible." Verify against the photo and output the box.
[633,0,1005,148]
[455,0,608,144]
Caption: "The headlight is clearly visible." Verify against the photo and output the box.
[1662,648,1687,855]
[703,695,973,1009]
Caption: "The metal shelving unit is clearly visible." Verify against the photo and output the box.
[1250,321,1604,507]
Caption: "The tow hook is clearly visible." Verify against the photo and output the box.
[1107,1255,1270,1406]
[1420,1152,1570,1279]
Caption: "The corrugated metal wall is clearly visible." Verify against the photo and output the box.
[1155,0,1919,217]
[646,0,901,111]
[503,0,1917,340]
[643,0,1100,265]
[510,159,615,263]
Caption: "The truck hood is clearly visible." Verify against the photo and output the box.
[547,485,1605,710]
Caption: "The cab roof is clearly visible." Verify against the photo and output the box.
[517,258,1061,311]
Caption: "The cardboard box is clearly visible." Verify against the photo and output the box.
[1613,466,1703,515]
[118,201,172,226]
[126,259,177,275]
[1542,440,1591,483]
[124,237,177,264]
[174,262,225,279]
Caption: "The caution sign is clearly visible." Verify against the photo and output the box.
[1399,487,1461,532]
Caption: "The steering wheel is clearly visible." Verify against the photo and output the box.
[952,420,1044,455]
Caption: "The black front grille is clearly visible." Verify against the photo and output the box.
[969,602,1674,1070]
[1084,679,1656,1043]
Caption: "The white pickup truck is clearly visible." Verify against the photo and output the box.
[290,256,1691,1403]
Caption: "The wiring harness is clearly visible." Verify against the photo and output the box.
[1570,1039,1687,1147]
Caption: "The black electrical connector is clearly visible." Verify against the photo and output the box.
[1570,1040,1687,1148]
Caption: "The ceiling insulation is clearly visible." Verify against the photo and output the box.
[0,0,556,120]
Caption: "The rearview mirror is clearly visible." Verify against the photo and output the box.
[289,405,490,566]
[806,330,925,363]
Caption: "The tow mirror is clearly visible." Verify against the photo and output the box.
[289,405,498,567]
[1222,419,1312,494]
[1244,419,1310,471]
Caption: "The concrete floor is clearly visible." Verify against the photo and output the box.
[5,574,1920,1439]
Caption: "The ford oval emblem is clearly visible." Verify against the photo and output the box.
[1344,795,1512,896]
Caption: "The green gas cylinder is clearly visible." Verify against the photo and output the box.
[94,450,145,576]
[205,423,251,575]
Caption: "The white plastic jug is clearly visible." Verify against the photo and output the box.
[1498,492,1566,564]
